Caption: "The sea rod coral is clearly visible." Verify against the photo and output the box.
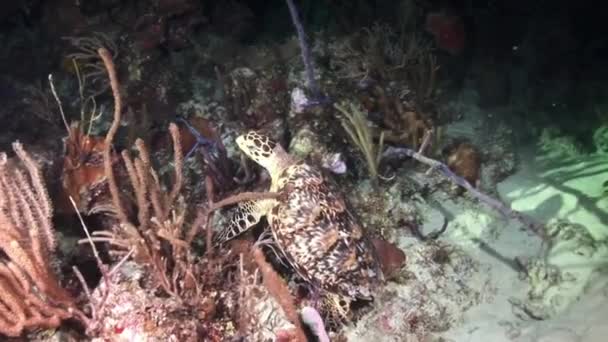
[0,143,85,336]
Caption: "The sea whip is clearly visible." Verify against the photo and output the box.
[285,0,321,99]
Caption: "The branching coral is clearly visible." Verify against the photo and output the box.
[60,121,113,214]
[63,32,118,99]
[335,101,384,180]
[87,46,332,340]
[0,143,82,337]
[330,22,435,93]
[92,47,205,300]
[232,241,319,341]
[364,85,435,149]
[405,52,438,106]
[93,124,206,300]
[252,246,307,341]
[22,81,58,126]
[47,50,114,215]
[93,46,280,305]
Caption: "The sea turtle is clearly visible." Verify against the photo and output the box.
[215,131,384,299]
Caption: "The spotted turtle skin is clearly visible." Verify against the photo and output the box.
[217,131,384,299]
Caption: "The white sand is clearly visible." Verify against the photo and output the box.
[347,143,608,342]
[441,147,608,342]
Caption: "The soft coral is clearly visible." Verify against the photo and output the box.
[425,11,466,55]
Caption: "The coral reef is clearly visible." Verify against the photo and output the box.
[0,0,584,340]
[349,175,423,240]
[89,262,210,341]
[345,242,483,340]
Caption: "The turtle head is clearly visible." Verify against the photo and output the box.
[236,131,288,175]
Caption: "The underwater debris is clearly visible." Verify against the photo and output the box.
[511,260,570,320]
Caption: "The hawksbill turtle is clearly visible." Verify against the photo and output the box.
[216,131,384,299]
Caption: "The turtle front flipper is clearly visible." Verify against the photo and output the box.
[214,199,276,245]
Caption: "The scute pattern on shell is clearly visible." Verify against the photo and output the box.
[269,161,383,299]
